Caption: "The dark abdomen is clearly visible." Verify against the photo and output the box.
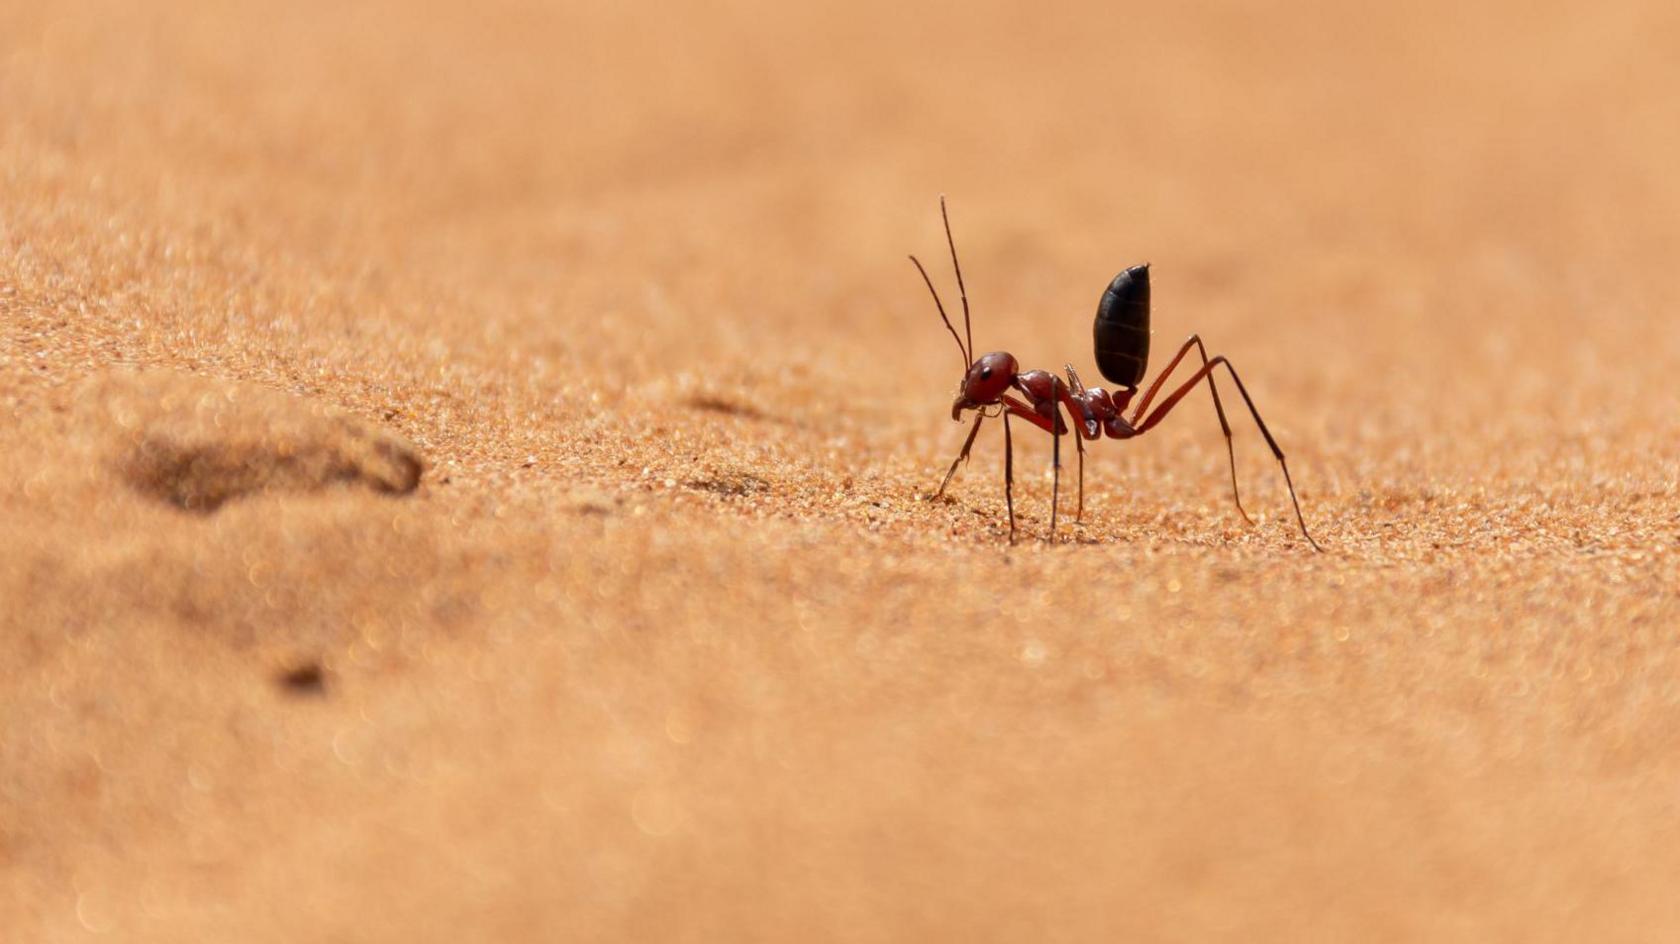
[1092,264,1151,387]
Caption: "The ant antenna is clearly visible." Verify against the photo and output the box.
[939,195,973,362]
[909,254,969,373]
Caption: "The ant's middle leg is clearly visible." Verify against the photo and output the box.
[1130,335,1251,524]
[1050,381,1061,542]
[1070,419,1084,525]
[1002,410,1016,543]
[1048,386,1061,540]
[1063,366,1090,523]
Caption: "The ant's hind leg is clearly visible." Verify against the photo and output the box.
[1130,336,1251,525]
[934,413,985,500]
[1133,357,1322,551]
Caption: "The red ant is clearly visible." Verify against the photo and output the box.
[911,197,1321,550]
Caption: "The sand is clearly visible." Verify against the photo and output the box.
[3,1,1680,940]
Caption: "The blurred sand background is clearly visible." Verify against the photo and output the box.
[4,1,1680,940]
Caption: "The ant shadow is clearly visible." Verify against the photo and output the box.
[685,394,798,427]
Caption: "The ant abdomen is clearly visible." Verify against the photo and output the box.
[1093,264,1151,388]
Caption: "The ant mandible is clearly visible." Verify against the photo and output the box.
[910,196,1321,550]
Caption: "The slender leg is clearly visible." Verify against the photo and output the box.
[1050,379,1061,543]
[1002,410,1016,544]
[1000,391,1087,540]
[1130,335,1251,524]
[1132,356,1321,551]
[1001,388,1095,537]
[1075,433,1084,524]
[1000,394,1056,433]
[1063,366,1089,523]
[934,413,985,499]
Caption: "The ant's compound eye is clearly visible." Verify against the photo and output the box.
[980,368,992,380]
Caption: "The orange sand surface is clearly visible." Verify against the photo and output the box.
[4,2,1680,940]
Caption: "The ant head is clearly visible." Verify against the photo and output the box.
[952,351,1017,419]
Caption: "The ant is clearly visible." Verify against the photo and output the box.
[910,197,1321,550]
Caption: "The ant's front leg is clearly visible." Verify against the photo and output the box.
[933,413,985,500]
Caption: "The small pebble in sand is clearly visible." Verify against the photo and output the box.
[276,662,327,695]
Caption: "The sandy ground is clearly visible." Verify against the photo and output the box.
[4,1,1680,940]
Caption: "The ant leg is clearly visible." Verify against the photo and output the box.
[1134,357,1321,551]
[1075,434,1084,524]
[1063,366,1089,523]
[1050,380,1061,543]
[934,413,985,499]
[1130,336,1251,524]
[1002,410,1016,544]
[1063,364,1088,396]
[999,391,1084,536]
